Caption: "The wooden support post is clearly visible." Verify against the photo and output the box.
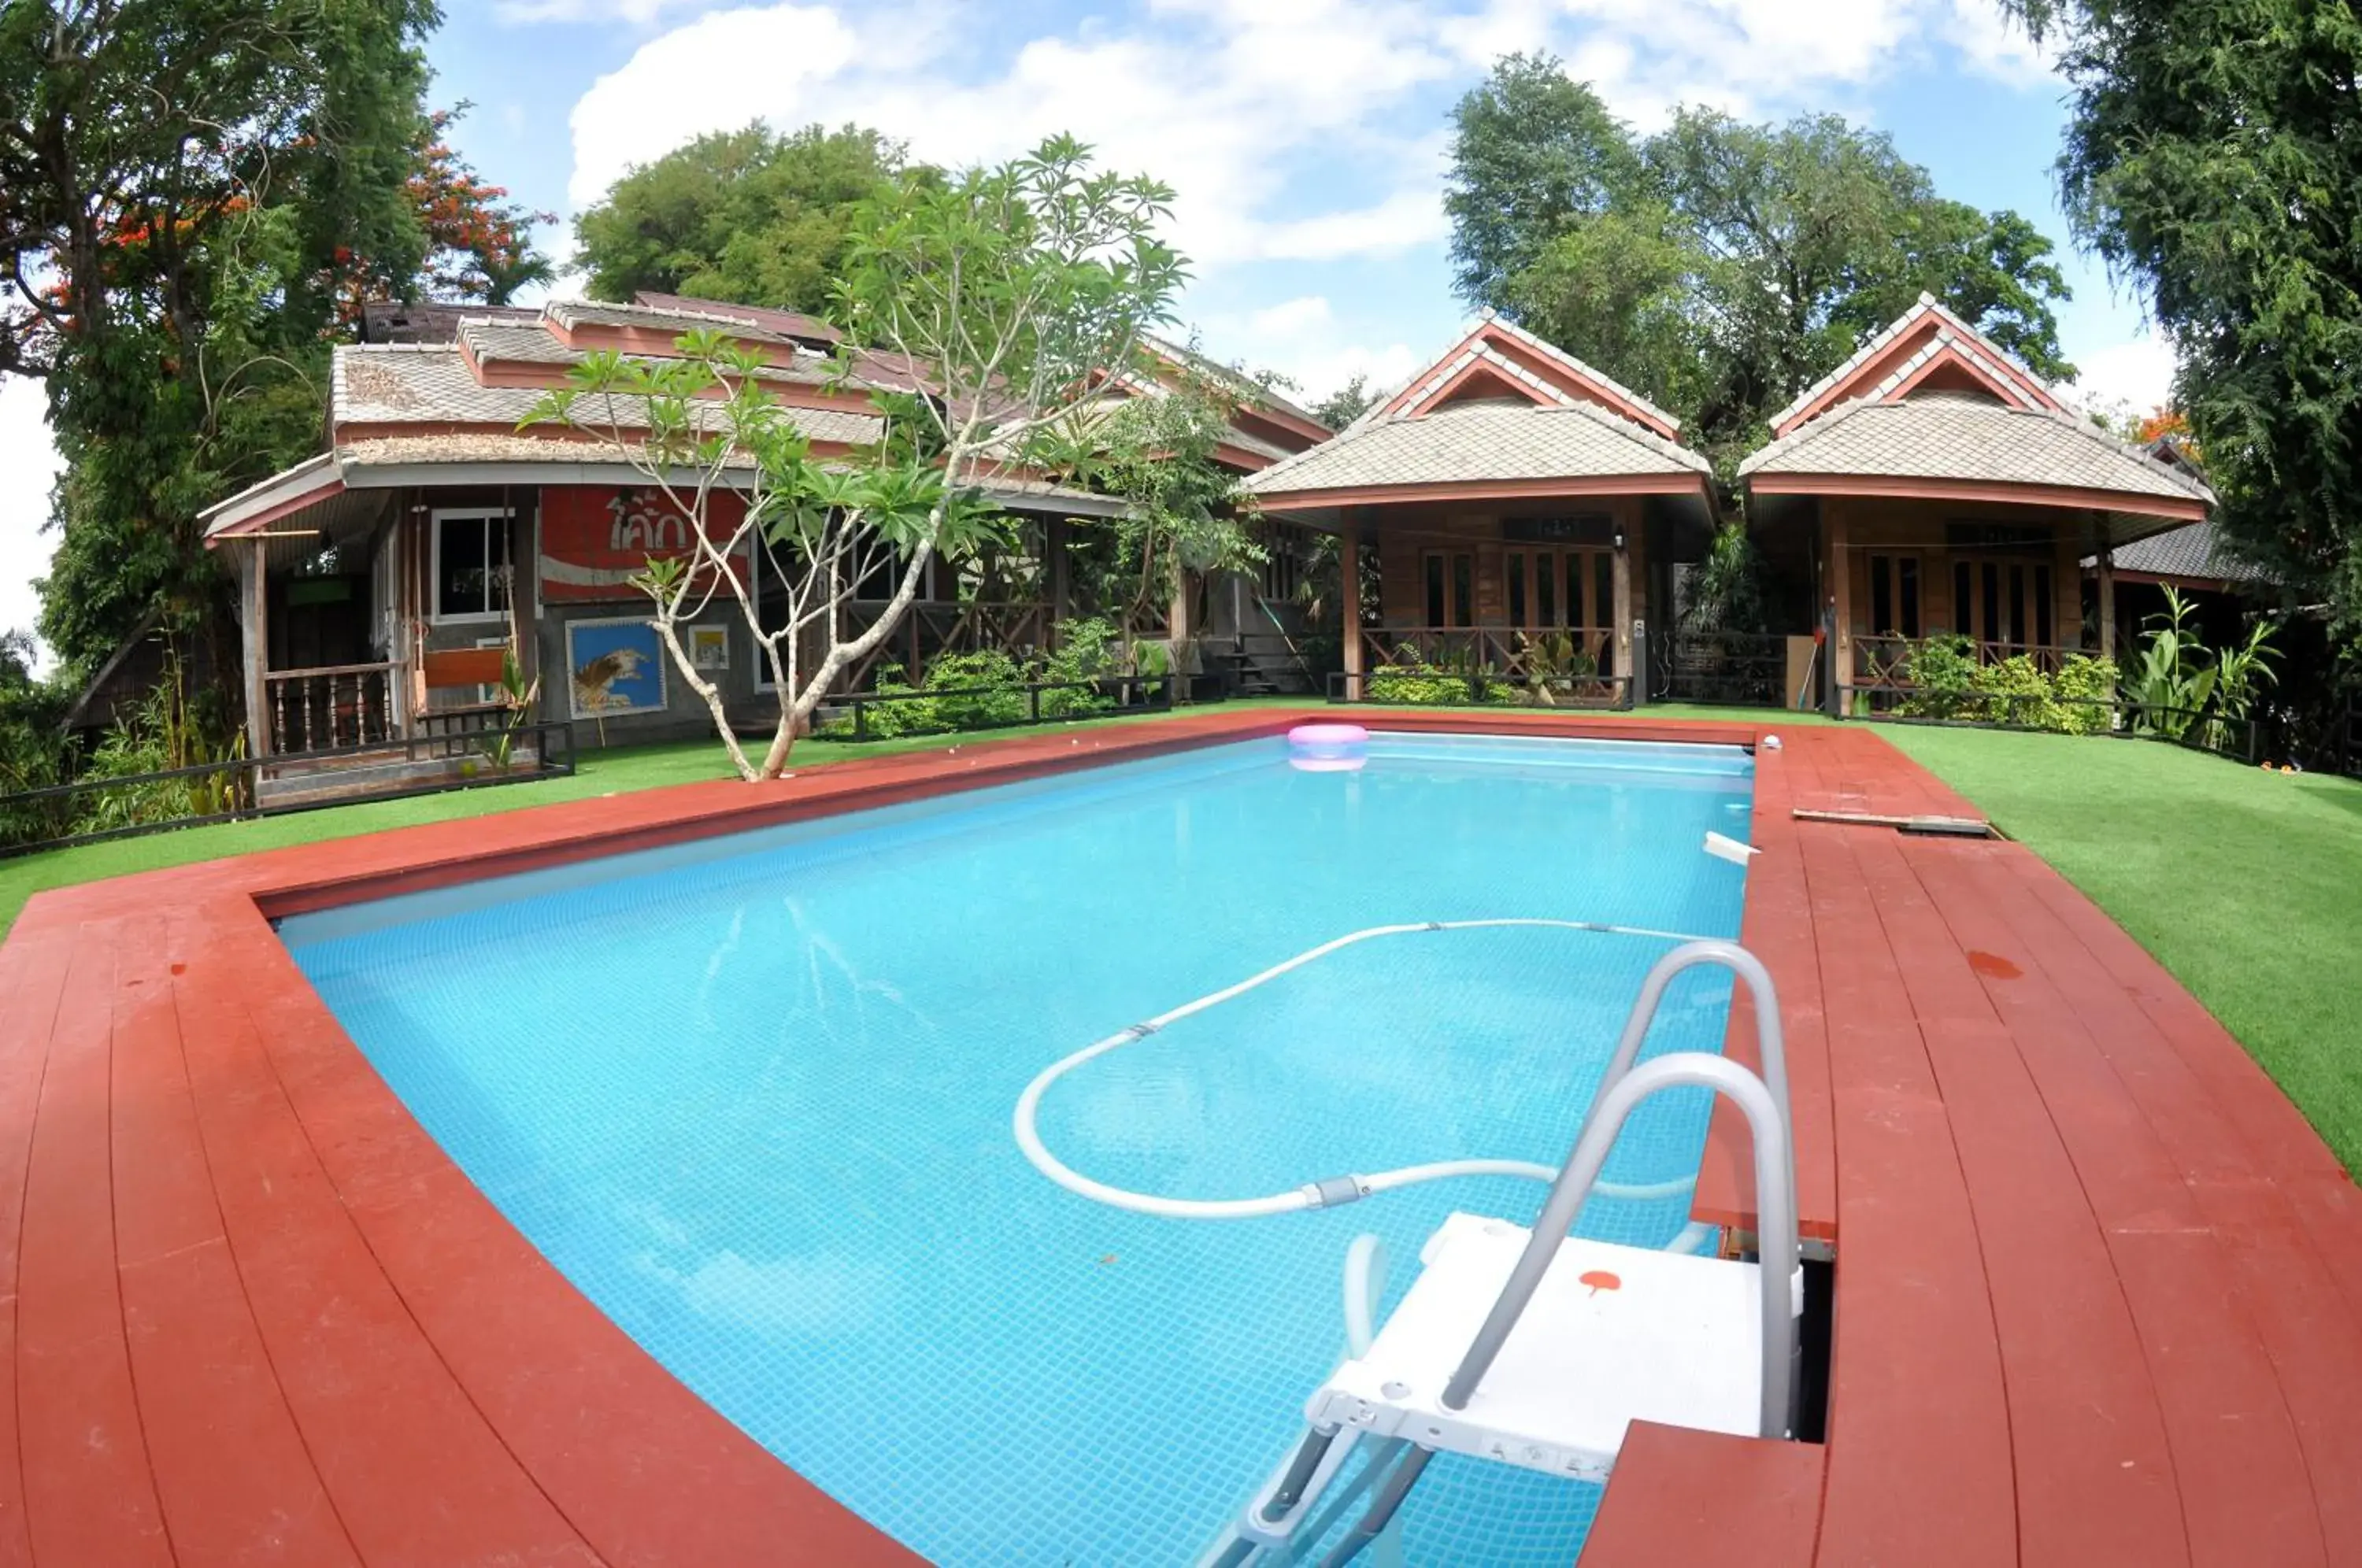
[1611,526,1634,687]
[1046,516,1071,630]
[1339,516,1364,701]
[2096,543,2116,662]
[244,544,271,757]
[509,501,537,710]
[1827,503,1852,715]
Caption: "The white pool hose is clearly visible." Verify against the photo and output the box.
[1013,919,1716,1222]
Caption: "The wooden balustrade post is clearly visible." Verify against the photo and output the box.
[1338,516,1364,701]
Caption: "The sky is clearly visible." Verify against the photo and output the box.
[0,0,2176,671]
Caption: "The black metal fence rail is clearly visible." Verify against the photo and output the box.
[1326,670,1636,710]
[829,674,1178,742]
[0,719,576,860]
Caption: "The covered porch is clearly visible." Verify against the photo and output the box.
[1734,294,2216,712]
[1317,492,1694,704]
[1242,316,1718,704]
[1745,468,2213,713]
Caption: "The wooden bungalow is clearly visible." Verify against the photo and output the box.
[198,294,1332,795]
[1737,295,2214,710]
[1242,315,1716,703]
[197,294,1135,782]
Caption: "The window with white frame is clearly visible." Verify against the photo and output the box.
[432,509,513,622]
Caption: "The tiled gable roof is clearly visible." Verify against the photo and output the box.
[1768,294,2059,435]
[331,344,883,447]
[1738,390,2214,505]
[1243,314,1705,501]
[1245,395,1709,498]
[2100,520,2270,584]
[1141,335,1325,429]
[1382,312,1684,438]
[542,296,816,348]
[631,290,839,345]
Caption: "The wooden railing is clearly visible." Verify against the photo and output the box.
[1851,634,2082,694]
[1363,626,1615,681]
[839,599,1053,690]
[266,662,394,754]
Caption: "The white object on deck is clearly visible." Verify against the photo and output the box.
[1704,829,1760,864]
[1309,1213,1781,1484]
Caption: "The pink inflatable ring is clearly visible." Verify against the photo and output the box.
[1287,722,1369,751]
[1287,722,1369,772]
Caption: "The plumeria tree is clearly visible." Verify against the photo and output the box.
[525,135,1186,779]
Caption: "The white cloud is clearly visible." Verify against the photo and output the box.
[0,378,61,671]
[1201,293,1425,407]
[2064,335,2177,420]
[566,0,1458,268]
[1938,0,2055,86]
[562,0,2078,324]
[568,6,860,205]
[1257,190,1449,264]
[560,0,2092,417]
[498,0,711,21]
[1246,295,1334,339]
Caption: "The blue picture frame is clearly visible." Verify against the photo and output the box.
[565,616,669,719]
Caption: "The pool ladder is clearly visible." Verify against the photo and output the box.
[1205,941,1802,1568]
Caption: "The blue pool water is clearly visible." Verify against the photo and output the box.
[283,732,1756,1564]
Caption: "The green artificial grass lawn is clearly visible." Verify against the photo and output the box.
[8,697,2353,1174]
[1877,723,2362,1174]
[0,701,1264,937]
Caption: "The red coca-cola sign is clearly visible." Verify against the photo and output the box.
[537,485,750,603]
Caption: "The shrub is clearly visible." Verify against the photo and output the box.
[920,649,1029,730]
[1037,617,1120,719]
[2052,654,2118,735]
[1366,664,1475,704]
[1971,654,2064,729]
[1897,634,1980,720]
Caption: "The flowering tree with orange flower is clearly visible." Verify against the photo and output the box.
[331,107,555,327]
[0,4,553,686]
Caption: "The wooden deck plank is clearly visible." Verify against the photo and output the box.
[2000,853,2347,1189]
[13,926,173,1566]
[1696,741,1839,1241]
[1847,830,2185,1566]
[1797,819,2018,1566]
[109,912,358,1568]
[1586,1422,1824,1566]
[1905,838,2329,1567]
[168,938,601,1567]
[2,709,2359,1567]
[0,924,73,1568]
[1948,845,2362,1562]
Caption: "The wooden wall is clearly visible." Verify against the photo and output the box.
[1825,494,2088,656]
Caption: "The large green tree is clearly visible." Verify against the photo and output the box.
[2005,0,2362,630]
[1446,56,2075,471]
[2,5,553,685]
[572,122,911,314]
[0,0,444,676]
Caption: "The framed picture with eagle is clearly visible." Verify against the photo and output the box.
[565,617,669,720]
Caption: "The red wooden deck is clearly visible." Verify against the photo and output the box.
[2,708,2357,1566]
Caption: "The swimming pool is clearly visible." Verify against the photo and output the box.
[283,730,1756,1564]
